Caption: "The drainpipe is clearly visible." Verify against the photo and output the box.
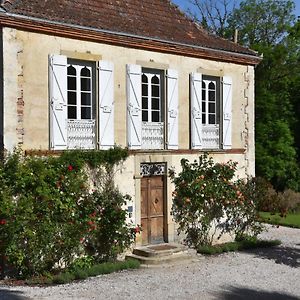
[0,26,3,159]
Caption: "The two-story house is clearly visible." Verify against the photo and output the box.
[0,0,261,245]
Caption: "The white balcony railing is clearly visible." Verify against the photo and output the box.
[202,124,220,149]
[142,122,164,150]
[67,119,96,149]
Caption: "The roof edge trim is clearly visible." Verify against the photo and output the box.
[3,12,261,61]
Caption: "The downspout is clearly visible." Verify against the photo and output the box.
[0,26,3,159]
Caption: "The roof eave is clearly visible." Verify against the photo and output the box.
[0,12,262,66]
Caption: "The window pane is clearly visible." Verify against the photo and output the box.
[68,91,76,105]
[152,111,159,122]
[202,114,206,124]
[202,89,206,100]
[209,114,216,124]
[202,102,206,112]
[142,110,148,122]
[208,82,215,90]
[81,78,91,91]
[68,76,76,90]
[81,67,90,77]
[67,65,76,76]
[152,75,159,85]
[209,91,215,101]
[68,106,76,119]
[142,84,148,96]
[142,74,148,83]
[142,97,148,109]
[151,85,159,97]
[209,103,215,113]
[81,107,91,119]
[81,92,91,106]
[152,98,160,110]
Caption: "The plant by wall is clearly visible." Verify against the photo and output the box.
[0,147,136,278]
[169,154,263,248]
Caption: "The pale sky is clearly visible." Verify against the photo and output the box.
[172,0,300,18]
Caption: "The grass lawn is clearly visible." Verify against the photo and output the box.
[259,211,300,228]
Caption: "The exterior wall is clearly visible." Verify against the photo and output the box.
[2,27,256,244]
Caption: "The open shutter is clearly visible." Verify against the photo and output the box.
[190,73,202,149]
[49,54,67,150]
[222,76,232,149]
[167,69,179,150]
[99,61,114,150]
[126,64,142,149]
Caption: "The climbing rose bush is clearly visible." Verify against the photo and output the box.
[169,154,263,247]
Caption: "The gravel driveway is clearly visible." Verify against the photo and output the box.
[1,225,300,300]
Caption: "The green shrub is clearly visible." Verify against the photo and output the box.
[72,268,88,280]
[170,154,263,248]
[0,147,137,279]
[52,272,75,284]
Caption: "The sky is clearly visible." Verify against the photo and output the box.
[172,0,300,18]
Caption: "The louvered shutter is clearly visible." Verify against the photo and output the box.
[99,61,114,150]
[167,69,179,150]
[49,54,67,150]
[222,76,232,149]
[190,73,203,149]
[126,64,142,149]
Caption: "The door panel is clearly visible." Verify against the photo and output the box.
[141,176,165,245]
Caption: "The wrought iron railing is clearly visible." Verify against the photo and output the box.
[67,119,96,149]
[142,122,164,149]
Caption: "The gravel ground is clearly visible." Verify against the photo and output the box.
[1,225,300,300]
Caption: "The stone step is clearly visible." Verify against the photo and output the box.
[126,243,198,266]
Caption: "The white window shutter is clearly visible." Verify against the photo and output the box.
[190,73,203,149]
[126,64,142,149]
[167,69,179,150]
[99,61,114,150]
[222,76,232,149]
[49,54,67,150]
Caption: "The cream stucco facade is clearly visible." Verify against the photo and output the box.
[1,27,256,244]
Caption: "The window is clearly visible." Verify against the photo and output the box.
[191,73,232,150]
[49,55,114,150]
[141,69,164,149]
[127,65,179,150]
[66,60,96,149]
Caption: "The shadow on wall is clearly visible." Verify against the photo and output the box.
[0,289,30,300]
[214,286,299,300]
[244,246,300,268]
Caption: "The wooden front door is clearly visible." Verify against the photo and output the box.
[141,176,165,245]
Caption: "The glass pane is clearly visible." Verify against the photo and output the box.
[68,106,76,119]
[152,98,159,110]
[142,84,148,96]
[209,103,215,113]
[68,76,76,90]
[142,97,148,109]
[142,74,148,83]
[209,91,215,101]
[202,114,206,124]
[81,67,90,77]
[202,102,206,112]
[152,75,159,85]
[81,78,91,91]
[67,65,76,76]
[209,114,216,124]
[152,111,159,122]
[209,81,215,90]
[68,91,76,105]
[81,107,91,119]
[81,92,91,106]
[142,110,148,122]
[202,89,206,100]
[151,85,159,97]
[202,81,206,89]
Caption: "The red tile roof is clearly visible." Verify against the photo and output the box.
[0,0,259,59]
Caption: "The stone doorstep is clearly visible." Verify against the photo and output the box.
[132,243,188,258]
[126,243,198,266]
